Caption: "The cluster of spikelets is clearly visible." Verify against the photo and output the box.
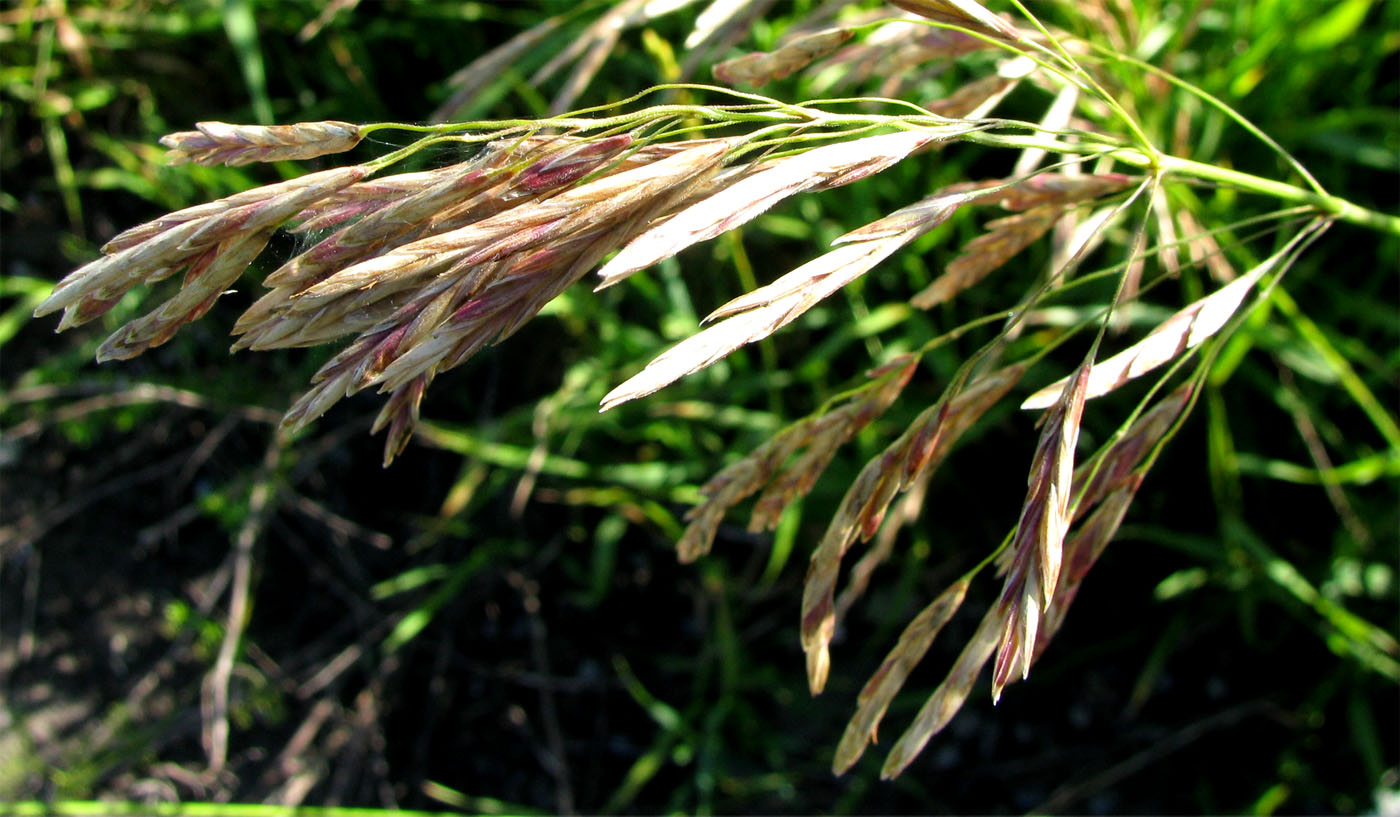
[35,0,1318,779]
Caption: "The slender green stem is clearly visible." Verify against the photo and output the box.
[358,81,1396,236]
[1088,47,1327,195]
[1156,155,1400,234]
[956,130,1400,235]
[1268,287,1400,452]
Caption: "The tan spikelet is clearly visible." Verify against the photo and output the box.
[885,0,1024,42]
[797,361,1025,695]
[374,375,430,466]
[833,577,970,774]
[96,227,274,361]
[713,27,855,85]
[677,421,814,562]
[746,360,914,531]
[1032,479,1139,663]
[596,129,951,288]
[927,73,1017,119]
[994,172,1137,212]
[95,166,371,256]
[1071,383,1193,513]
[288,162,491,234]
[272,140,733,447]
[298,140,731,314]
[676,356,916,561]
[36,167,367,332]
[879,603,1008,778]
[816,19,988,93]
[231,137,641,350]
[161,120,363,166]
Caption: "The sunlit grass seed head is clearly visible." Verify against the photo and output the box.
[28,0,1398,785]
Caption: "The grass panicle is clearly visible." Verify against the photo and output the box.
[26,0,1400,790]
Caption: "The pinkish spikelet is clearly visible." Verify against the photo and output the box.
[596,129,985,289]
[1020,256,1274,410]
[989,363,1090,702]
[1071,383,1193,513]
[375,375,429,467]
[747,356,918,532]
[511,134,635,193]
[98,167,368,256]
[797,361,1024,695]
[927,74,1016,119]
[94,227,274,362]
[1032,478,1140,664]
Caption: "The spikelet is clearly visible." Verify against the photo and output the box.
[879,602,1009,778]
[596,129,962,288]
[745,359,913,531]
[272,139,734,459]
[910,173,1137,309]
[713,27,855,85]
[847,383,1193,778]
[1020,252,1278,409]
[815,19,990,93]
[1032,479,1139,663]
[1071,383,1193,513]
[913,206,1061,309]
[991,172,1137,212]
[927,73,1017,118]
[989,362,1089,702]
[96,227,274,361]
[297,140,730,309]
[373,374,431,467]
[160,121,363,166]
[233,135,642,352]
[832,577,970,774]
[288,168,466,234]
